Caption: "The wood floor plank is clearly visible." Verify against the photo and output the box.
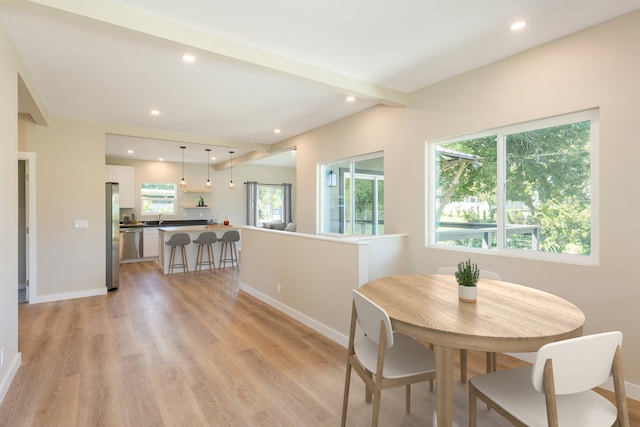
[0,260,636,426]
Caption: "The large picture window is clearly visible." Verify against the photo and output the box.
[257,184,284,225]
[321,153,384,236]
[141,183,177,215]
[429,110,598,263]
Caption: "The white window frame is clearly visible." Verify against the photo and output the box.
[427,109,599,265]
[257,184,284,226]
[140,183,177,215]
[319,151,384,236]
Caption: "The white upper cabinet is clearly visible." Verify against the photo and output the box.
[106,165,135,208]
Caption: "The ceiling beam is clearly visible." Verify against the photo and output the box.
[26,0,408,107]
[105,124,270,152]
[18,71,48,125]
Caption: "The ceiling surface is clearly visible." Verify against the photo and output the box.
[2,0,639,167]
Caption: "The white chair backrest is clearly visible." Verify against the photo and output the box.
[435,266,456,275]
[531,331,622,395]
[479,269,500,280]
[435,266,501,280]
[352,290,394,348]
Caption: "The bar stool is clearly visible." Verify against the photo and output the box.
[166,233,191,274]
[193,231,217,272]
[218,230,240,270]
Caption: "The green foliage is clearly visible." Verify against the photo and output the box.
[533,196,591,254]
[455,259,480,287]
[436,119,591,255]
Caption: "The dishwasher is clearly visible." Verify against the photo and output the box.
[119,228,144,260]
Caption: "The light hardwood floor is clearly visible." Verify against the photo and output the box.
[0,261,637,426]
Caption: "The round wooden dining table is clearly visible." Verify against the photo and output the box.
[359,273,585,427]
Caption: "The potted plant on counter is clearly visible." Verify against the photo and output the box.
[455,259,479,303]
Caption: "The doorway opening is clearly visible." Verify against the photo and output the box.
[18,152,36,304]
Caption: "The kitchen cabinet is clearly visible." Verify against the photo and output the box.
[143,227,159,258]
[106,165,135,208]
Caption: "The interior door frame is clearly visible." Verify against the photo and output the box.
[18,152,36,303]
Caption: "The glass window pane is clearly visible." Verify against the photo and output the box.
[505,120,591,254]
[141,183,176,214]
[321,154,383,235]
[257,185,284,225]
[322,161,350,234]
[434,136,498,249]
[429,110,596,262]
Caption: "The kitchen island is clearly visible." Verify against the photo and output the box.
[158,225,240,274]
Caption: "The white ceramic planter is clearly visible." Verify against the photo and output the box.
[458,285,477,303]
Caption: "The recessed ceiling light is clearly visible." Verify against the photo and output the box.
[150,109,160,116]
[127,150,134,154]
[182,54,195,63]
[211,156,216,161]
[274,129,281,134]
[346,96,356,102]
[510,21,527,31]
[158,158,164,162]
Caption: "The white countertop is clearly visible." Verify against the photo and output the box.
[158,225,237,233]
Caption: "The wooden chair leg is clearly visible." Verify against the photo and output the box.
[460,349,468,383]
[405,384,411,413]
[371,388,382,427]
[341,362,352,427]
[365,371,373,403]
[469,383,478,427]
[482,351,498,373]
[612,346,630,427]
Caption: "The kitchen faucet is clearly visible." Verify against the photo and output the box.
[158,213,163,225]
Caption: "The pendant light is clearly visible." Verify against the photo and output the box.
[205,148,212,189]
[228,151,236,189]
[179,146,187,189]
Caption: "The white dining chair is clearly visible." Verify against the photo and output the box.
[435,266,501,382]
[341,289,436,427]
[469,331,629,427]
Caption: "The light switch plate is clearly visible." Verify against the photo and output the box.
[73,219,89,229]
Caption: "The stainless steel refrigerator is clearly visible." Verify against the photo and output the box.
[106,182,120,290]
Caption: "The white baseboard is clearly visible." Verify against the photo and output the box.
[29,287,107,304]
[239,283,348,347]
[0,352,21,406]
[506,352,640,401]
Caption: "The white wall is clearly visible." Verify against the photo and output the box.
[288,11,640,389]
[0,24,20,403]
[19,118,108,302]
[240,227,409,344]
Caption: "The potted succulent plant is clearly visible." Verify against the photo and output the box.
[455,259,479,302]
